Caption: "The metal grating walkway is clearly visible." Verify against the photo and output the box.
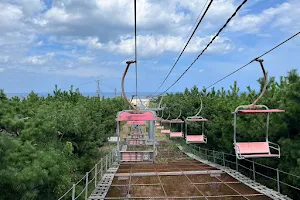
[88,144,293,200]
[89,162,119,200]
[179,145,292,200]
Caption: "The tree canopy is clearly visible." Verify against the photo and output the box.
[0,88,126,199]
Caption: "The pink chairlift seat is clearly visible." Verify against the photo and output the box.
[161,129,170,134]
[235,142,279,158]
[120,152,143,161]
[128,139,146,145]
[187,118,208,122]
[186,135,207,143]
[170,119,184,123]
[120,151,153,162]
[170,132,183,138]
[156,126,164,129]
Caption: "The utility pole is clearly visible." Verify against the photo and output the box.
[114,88,117,97]
[97,80,101,100]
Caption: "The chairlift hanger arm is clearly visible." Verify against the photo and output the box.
[160,109,164,119]
[240,59,267,110]
[172,104,182,120]
[166,107,171,120]
[194,93,203,117]
[157,95,164,108]
[234,59,285,113]
[122,60,137,111]
[251,59,267,107]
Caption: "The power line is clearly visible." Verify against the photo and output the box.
[154,0,210,93]
[59,79,97,91]
[204,31,300,90]
[158,0,248,96]
[154,0,213,93]
[134,0,138,104]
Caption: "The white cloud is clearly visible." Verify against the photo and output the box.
[35,40,43,46]
[0,0,299,83]
[22,53,55,65]
[0,56,9,63]
[73,37,102,49]
[43,7,81,24]
[100,35,235,57]
[229,1,300,33]
[0,4,23,28]
[17,0,46,15]
[31,0,192,39]
[43,66,124,78]
[78,56,95,63]
[0,68,4,72]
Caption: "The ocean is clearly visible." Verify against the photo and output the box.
[5,92,160,99]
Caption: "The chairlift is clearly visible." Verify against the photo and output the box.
[156,109,164,130]
[233,59,285,159]
[161,108,171,134]
[185,94,208,144]
[116,60,157,162]
[170,105,184,138]
[127,121,146,139]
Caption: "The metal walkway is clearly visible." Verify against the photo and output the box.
[57,143,299,199]
[87,144,293,199]
[88,162,120,200]
[179,145,292,200]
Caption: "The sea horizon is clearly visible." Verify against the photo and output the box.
[5,92,163,99]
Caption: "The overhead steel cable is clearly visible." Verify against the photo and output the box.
[59,79,97,91]
[204,31,300,90]
[158,0,248,95]
[154,0,214,93]
[134,0,138,103]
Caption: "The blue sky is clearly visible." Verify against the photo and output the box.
[0,0,299,94]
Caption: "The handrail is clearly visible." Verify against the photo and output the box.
[186,145,300,199]
[58,149,117,200]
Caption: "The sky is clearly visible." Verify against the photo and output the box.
[0,0,299,94]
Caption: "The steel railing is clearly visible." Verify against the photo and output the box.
[184,145,300,199]
[58,149,117,200]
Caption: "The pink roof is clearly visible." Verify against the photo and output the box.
[127,121,146,125]
[117,111,156,121]
[237,109,285,114]
[170,119,184,123]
